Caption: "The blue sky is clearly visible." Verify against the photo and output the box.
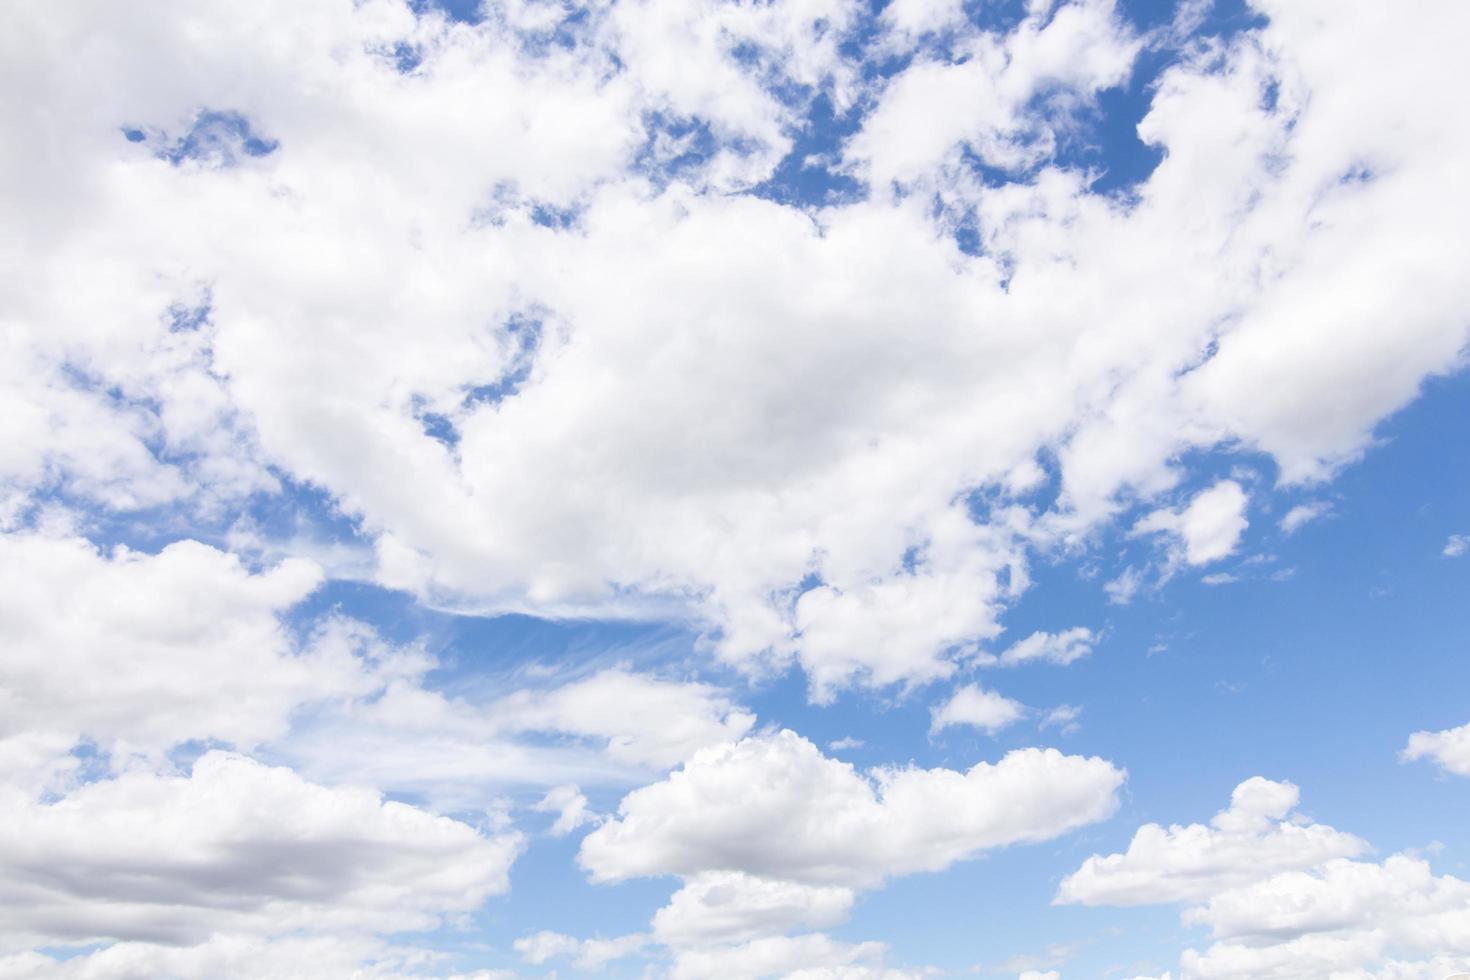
[2,1,1469,978]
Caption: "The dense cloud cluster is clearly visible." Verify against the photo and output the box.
[1063,780,1470,978]
[2,0,1468,976]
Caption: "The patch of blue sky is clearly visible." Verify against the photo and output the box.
[411,0,485,25]
[750,92,867,208]
[124,110,278,167]
[631,112,728,187]
[463,313,544,407]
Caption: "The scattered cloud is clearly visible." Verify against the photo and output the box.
[1402,721,1470,777]
[931,685,1029,735]
[1279,501,1331,534]
[978,627,1097,668]
[1134,482,1250,568]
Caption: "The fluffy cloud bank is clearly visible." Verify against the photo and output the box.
[582,730,1124,887]
[0,752,521,951]
[1061,778,1470,978]
[1056,777,1366,906]
[519,731,1122,977]
[0,533,395,780]
[3,0,1470,975]
[1402,720,1470,778]
[6,0,1467,704]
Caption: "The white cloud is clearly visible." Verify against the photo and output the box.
[1444,534,1469,557]
[0,532,406,773]
[1133,481,1250,567]
[1057,777,1366,906]
[533,784,596,836]
[1402,721,1470,777]
[1178,855,1470,979]
[282,666,758,807]
[514,929,648,971]
[652,872,855,947]
[531,731,1099,976]
[581,730,1123,888]
[1060,777,1470,978]
[0,933,518,980]
[0,751,521,950]
[7,0,1470,974]
[5,0,1465,708]
[513,929,580,964]
[849,0,1139,183]
[930,684,1028,735]
[669,933,922,980]
[978,627,1097,668]
[1040,705,1083,734]
[1279,501,1331,534]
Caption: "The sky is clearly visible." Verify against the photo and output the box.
[1,0,1469,978]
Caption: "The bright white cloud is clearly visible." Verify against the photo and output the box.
[652,872,855,947]
[0,751,522,951]
[0,533,405,772]
[1444,534,1469,557]
[514,929,648,971]
[1402,721,1470,778]
[850,0,1139,182]
[533,784,596,836]
[0,933,518,980]
[1179,855,1470,979]
[5,0,1470,976]
[669,933,922,980]
[581,730,1123,888]
[1133,481,1250,567]
[3,0,1463,705]
[1057,777,1366,906]
[930,684,1028,735]
[1060,777,1470,978]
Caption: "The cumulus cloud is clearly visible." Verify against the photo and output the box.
[1057,777,1366,906]
[669,933,922,980]
[514,929,648,971]
[515,730,1120,977]
[533,784,596,836]
[581,730,1123,888]
[930,684,1028,735]
[1402,721,1470,777]
[5,0,1470,972]
[0,933,518,980]
[850,0,1139,182]
[1060,777,1470,978]
[0,533,404,773]
[0,752,521,950]
[1178,855,1470,978]
[1444,534,1469,557]
[3,0,1464,707]
[652,872,856,947]
[1133,481,1250,567]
